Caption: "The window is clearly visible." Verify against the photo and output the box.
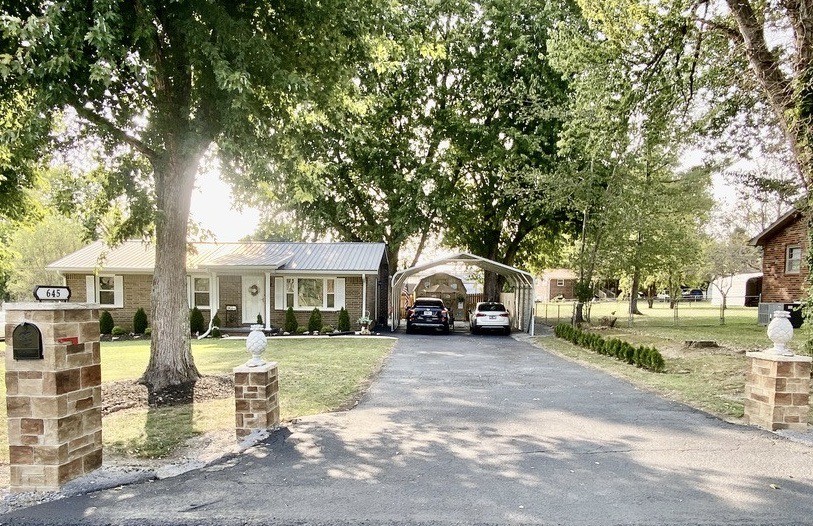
[297,278,323,308]
[278,277,344,310]
[556,279,565,287]
[786,246,802,273]
[193,277,210,308]
[326,279,335,308]
[98,276,115,305]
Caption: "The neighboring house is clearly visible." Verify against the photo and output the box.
[535,269,577,302]
[47,241,389,331]
[412,272,468,320]
[749,209,807,325]
[707,272,762,307]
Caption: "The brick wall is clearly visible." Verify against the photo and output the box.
[761,214,808,303]
[549,279,576,300]
[65,272,380,332]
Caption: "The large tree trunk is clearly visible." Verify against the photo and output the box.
[483,270,500,302]
[139,153,202,406]
[629,267,642,315]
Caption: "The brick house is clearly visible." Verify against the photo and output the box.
[535,269,577,302]
[749,209,807,325]
[47,241,389,331]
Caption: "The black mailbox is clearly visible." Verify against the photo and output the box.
[12,322,43,360]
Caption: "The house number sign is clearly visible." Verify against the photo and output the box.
[32,285,71,302]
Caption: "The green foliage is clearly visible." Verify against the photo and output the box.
[321,325,334,334]
[256,313,263,325]
[554,324,664,373]
[296,327,308,335]
[4,213,86,301]
[308,308,323,333]
[190,307,205,335]
[144,327,152,337]
[111,326,127,336]
[99,311,115,335]
[210,327,222,339]
[337,307,351,332]
[133,308,149,335]
[284,307,298,334]
[212,314,221,328]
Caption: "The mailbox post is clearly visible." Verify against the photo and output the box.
[4,302,102,492]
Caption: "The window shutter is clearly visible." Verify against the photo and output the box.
[335,278,346,308]
[113,276,124,308]
[85,275,96,303]
[274,277,284,309]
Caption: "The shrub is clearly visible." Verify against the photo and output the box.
[99,311,114,335]
[257,313,263,325]
[190,307,205,335]
[133,307,149,335]
[212,313,222,328]
[296,326,308,334]
[284,306,298,333]
[337,307,351,332]
[144,327,152,337]
[111,326,126,336]
[553,323,665,373]
[211,327,222,338]
[308,308,322,333]
[321,325,334,334]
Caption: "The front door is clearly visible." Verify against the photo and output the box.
[242,275,265,324]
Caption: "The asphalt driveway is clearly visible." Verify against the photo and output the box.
[3,330,813,525]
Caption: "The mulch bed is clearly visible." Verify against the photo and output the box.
[101,375,234,416]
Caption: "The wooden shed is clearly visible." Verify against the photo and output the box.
[413,272,468,321]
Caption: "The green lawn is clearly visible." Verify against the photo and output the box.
[1,337,394,463]
[545,300,802,353]
[536,300,811,422]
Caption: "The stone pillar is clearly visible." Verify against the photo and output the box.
[4,303,102,492]
[233,362,280,439]
[745,351,811,431]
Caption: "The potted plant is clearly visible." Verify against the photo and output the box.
[357,314,372,335]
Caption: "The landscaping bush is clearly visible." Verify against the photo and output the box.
[321,325,334,334]
[133,307,148,335]
[111,326,126,336]
[99,310,114,335]
[190,307,205,335]
[553,323,665,373]
[212,313,222,328]
[296,326,308,335]
[284,306,298,333]
[144,327,152,337]
[308,308,323,333]
[337,307,351,332]
[257,313,263,325]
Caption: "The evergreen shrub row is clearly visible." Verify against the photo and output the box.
[554,324,665,373]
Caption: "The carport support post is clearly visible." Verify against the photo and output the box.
[744,352,811,431]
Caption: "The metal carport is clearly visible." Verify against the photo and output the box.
[391,252,536,335]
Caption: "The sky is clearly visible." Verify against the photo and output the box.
[189,170,262,242]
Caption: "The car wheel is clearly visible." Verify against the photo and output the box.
[504,327,511,336]
[470,324,476,334]
[443,323,450,334]
[406,323,412,334]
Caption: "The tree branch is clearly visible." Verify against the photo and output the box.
[73,104,158,161]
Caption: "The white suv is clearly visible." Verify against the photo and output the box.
[470,302,511,335]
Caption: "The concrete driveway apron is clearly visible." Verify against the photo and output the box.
[3,331,813,525]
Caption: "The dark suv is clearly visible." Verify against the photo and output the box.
[406,297,453,334]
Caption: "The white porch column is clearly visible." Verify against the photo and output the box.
[264,271,271,330]
[209,272,219,314]
[362,273,368,317]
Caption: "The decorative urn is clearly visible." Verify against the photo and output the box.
[245,324,268,366]
[766,310,795,356]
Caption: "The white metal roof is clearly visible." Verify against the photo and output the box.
[47,240,387,273]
